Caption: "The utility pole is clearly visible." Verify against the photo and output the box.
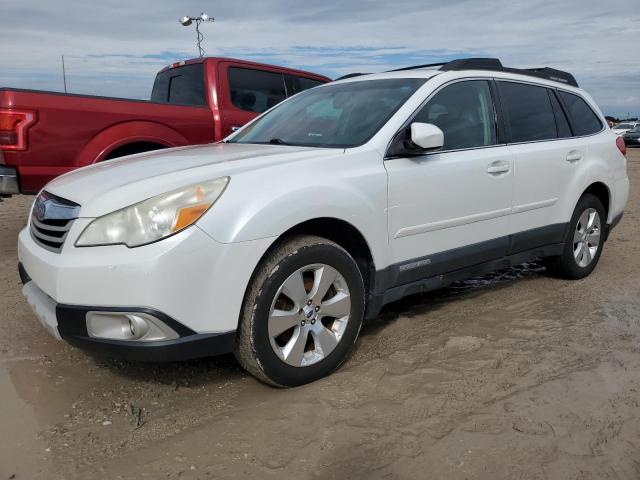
[61,55,67,93]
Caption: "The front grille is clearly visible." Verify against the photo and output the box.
[30,217,74,252]
[29,191,80,253]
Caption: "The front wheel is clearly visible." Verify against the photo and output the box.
[544,193,606,279]
[234,235,365,387]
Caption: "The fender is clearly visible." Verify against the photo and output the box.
[74,120,190,167]
[198,160,390,270]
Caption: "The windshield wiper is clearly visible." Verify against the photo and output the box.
[268,138,289,145]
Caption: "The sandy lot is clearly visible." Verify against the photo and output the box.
[1,150,639,480]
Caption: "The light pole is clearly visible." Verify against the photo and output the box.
[179,13,215,58]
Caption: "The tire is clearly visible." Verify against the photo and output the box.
[234,235,366,387]
[544,193,606,279]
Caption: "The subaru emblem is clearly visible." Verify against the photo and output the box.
[35,197,47,222]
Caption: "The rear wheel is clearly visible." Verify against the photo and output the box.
[234,235,365,387]
[544,194,606,279]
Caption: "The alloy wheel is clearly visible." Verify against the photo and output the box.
[573,208,601,268]
[268,263,351,367]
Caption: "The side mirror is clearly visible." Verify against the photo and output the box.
[410,122,444,150]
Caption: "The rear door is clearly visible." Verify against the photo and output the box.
[497,80,588,251]
[217,63,287,138]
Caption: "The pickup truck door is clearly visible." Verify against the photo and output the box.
[384,79,513,287]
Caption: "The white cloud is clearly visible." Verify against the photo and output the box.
[1,0,638,116]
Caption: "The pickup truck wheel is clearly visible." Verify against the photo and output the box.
[234,235,365,387]
[544,193,606,279]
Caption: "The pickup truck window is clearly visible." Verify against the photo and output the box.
[151,64,206,106]
[228,67,286,113]
[285,75,324,95]
[229,78,426,148]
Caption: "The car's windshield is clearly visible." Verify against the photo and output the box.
[228,78,426,148]
[615,123,633,129]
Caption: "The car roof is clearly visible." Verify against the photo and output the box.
[333,68,584,93]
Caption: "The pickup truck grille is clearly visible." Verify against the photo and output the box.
[29,191,80,253]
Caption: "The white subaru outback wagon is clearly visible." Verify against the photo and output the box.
[18,58,628,386]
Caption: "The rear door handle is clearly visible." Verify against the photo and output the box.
[566,150,582,162]
[487,161,510,175]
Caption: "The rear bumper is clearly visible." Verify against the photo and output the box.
[19,266,236,362]
[0,165,19,195]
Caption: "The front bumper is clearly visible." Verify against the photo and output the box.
[0,165,19,195]
[18,221,277,360]
[20,271,236,361]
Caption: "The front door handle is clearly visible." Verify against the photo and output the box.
[566,150,582,162]
[487,161,510,175]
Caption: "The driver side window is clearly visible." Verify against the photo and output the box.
[413,80,497,150]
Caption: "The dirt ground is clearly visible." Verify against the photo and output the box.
[1,150,639,480]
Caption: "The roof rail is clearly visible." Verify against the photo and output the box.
[438,58,503,71]
[334,72,368,81]
[389,62,447,72]
[440,58,578,87]
[387,57,579,87]
[518,67,579,88]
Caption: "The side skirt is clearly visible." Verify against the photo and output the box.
[365,242,564,319]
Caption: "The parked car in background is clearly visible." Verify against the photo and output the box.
[0,57,329,195]
[18,58,628,386]
[623,125,640,147]
[612,121,639,136]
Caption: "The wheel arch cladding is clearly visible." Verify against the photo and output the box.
[252,218,376,299]
[582,182,610,221]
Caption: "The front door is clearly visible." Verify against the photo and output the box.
[385,79,513,286]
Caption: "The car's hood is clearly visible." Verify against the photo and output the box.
[44,142,340,217]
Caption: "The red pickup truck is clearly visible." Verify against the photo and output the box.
[0,57,330,194]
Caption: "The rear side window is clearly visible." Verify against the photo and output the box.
[548,90,572,138]
[498,81,556,143]
[557,91,602,136]
[413,80,497,150]
[150,64,206,106]
[228,67,286,113]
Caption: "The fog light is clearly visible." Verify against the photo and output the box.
[86,311,179,342]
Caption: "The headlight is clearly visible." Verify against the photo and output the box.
[76,177,229,247]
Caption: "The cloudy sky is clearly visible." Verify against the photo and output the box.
[1,0,638,117]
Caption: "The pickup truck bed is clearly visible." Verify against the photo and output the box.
[0,88,214,193]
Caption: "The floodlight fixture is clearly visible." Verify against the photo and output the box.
[179,13,215,57]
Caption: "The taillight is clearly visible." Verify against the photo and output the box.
[616,136,626,157]
[0,109,36,151]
